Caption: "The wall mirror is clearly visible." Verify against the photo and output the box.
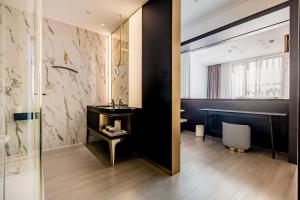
[111,8,143,108]
[111,19,129,104]
[181,6,290,100]
[109,0,147,107]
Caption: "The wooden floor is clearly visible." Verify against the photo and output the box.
[43,132,297,200]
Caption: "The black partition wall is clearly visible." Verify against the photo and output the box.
[140,0,180,174]
[289,0,299,164]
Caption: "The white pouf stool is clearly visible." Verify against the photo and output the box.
[222,122,251,152]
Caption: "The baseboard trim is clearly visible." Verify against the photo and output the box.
[141,156,172,176]
[42,143,83,153]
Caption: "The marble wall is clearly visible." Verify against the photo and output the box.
[111,21,129,104]
[42,18,109,150]
[2,4,39,158]
[1,4,108,176]
[2,4,109,156]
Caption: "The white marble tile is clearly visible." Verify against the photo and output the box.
[2,4,109,159]
[42,18,109,150]
[4,170,40,200]
[2,4,39,157]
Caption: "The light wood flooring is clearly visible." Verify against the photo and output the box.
[43,132,297,200]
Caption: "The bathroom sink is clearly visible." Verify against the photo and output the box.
[96,105,131,109]
[87,105,138,114]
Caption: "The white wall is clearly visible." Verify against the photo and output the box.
[190,60,208,99]
[128,9,142,108]
[182,0,287,42]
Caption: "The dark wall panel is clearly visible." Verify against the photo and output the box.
[141,0,173,170]
[181,99,289,152]
[289,0,299,164]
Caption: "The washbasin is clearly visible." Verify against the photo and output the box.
[96,105,130,109]
[88,105,137,115]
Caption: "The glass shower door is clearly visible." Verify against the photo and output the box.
[1,1,5,198]
[0,0,43,199]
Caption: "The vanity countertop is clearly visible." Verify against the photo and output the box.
[87,105,139,115]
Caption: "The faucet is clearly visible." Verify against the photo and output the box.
[118,99,127,107]
[119,99,123,106]
[110,99,115,107]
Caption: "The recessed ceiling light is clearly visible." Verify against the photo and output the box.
[100,24,105,27]
[269,39,275,43]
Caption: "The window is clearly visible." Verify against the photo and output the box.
[220,54,289,99]
[180,52,190,98]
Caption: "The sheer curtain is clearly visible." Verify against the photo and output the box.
[181,52,190,98]
[220,53,289,99]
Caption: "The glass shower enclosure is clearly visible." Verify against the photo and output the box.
[0,0,43,199]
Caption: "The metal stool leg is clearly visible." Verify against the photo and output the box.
[203,111,208,141]
[268,116,275,159]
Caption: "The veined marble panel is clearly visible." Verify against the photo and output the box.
[42,18,108,150]
[2,5,39,158]
[2,4,108,157]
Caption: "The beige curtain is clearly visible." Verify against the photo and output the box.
[207,64,221,99]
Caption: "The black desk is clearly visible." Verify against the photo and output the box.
[200,108,288,159]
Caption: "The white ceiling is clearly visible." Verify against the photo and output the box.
[42,0,148,35]
[181,0,248,29]
[190,24,289,66]
[5,0,147,35]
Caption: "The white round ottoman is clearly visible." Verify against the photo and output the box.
[222,122,251,152]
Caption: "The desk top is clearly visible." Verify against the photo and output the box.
[199,108,287,117]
